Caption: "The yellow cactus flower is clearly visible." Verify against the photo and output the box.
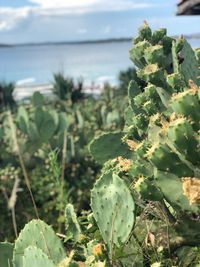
[182,177,200,205]
[117,156,132,172]
[92,243,103,257]
[126,139,138,151]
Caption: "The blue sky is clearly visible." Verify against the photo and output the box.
[0,0,200,44]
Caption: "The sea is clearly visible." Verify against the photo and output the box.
[0,41,133,87]
[0,39,200,88]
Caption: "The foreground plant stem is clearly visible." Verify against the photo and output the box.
[8,110,39,219]
[59,130,67,232]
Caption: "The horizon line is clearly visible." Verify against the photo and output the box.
[0,32,200,48]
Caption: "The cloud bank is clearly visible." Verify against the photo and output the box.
[0,0,152,32]
[29,0,151,11]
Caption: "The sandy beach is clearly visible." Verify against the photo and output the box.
[13,82,104,101]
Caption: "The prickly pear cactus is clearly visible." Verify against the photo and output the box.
[90,22,200,255]
[13,219,65,267]
[16,93,73,153]
[22,246,55,267]
[125,22,200,213]
[89,132,131,164]
[91,171,135,250]
[172,38,200,85]
[0,242,14,267]
[31,91,44,107]
[65,203,81,243]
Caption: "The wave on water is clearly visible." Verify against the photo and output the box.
[96,75,117,86]
[13,74,118,101]
[16,77,36,86]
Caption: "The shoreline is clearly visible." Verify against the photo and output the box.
[1,35,200,48]
[0,38,132,48]
[13,82,104,101]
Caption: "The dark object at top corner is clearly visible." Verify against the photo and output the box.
[177,0,200,15]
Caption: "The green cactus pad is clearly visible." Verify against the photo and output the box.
[17,106,29,134]
[171,89,200,130]
[134,92,147,108]
[167,73,185,93]
[129,40,150,68]
[89,132,131,164]
[31,91,44,107]
[138,64,166,87]
[179,40,200,86]
[144,84,159,100]
[144,45,165,67]
[162,35,174,55]
[91,171,135,249]
[27,122,40,142]
[135,177,163,201]
[146,143,194,177]
[128,161,153,178]
[195,48,200,64]
[155,171,198,212]
[34,107,45,129]
[135,140,150,158]
[151,28,166,44]
[167,117,200,165]
[65,204,81,243]
[22,246,55,267]
[0,242,14,267]
[39,112,57,141]
[58,112,72,133]
[13,219,65,267]
[138,22,152,41]
[128,80,141,101]
[132,114,149,132]
[126,125,142,141]
[172,39,200,85]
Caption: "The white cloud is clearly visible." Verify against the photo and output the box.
[29,0,152,13]
[0,0,153,33]
[0,7,33,32]
[77,28,87,34]
[104,25,111,34]
[29,0,98,8]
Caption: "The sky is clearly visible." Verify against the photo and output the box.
[0,0,200,44]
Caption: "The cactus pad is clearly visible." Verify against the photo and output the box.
[0,242,14,267]
[13,219,65,267]
[65,204,81,243]
[91,171,135,249]
[22,246,55,267]
[89,132,131,164]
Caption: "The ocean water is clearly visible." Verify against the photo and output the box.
[0,39,199,87]
[0,41,133,86]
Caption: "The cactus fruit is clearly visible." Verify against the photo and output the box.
[13,219,65,267]
[0,242,14,267]
[91,171,135,250]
